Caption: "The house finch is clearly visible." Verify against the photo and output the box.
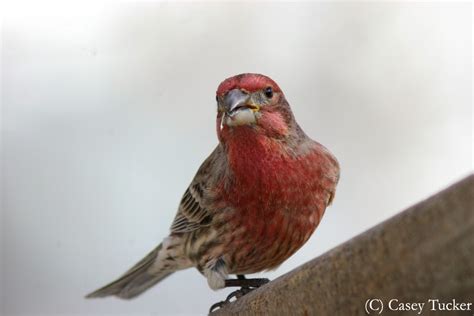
[86,73,340,308]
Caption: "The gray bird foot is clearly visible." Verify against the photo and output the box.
[208,287,253,313]
[209,276,270,313]
[209,300,227,313]
[224,277,270,288]
[225,286,254,301]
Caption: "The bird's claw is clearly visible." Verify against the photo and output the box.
[209,300,227,313]
[209,287,256,313]
[226,286,252,301]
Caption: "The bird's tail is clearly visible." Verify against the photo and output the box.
[86,243,176,299]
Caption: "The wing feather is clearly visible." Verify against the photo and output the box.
[170,146,226,234]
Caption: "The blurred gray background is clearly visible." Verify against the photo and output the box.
[1,1,472,315]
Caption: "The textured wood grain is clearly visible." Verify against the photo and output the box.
[211,174,474,315]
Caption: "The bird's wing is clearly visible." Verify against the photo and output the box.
[170,184,213,233]
[170,146,225,234]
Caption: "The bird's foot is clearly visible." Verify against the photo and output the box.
[208,287,255,313]
[225,286,254,301]
[209,276,270,313]
[224,277,270,288]
[209,300,227,313]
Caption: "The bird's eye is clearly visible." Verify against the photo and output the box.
[215,95,218,102]
[264,87,273,98]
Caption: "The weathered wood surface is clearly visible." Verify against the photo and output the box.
[212,174,474,315]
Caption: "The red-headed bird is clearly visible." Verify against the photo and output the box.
[86,73,340,309]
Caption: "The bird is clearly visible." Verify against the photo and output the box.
[86,73,340,310]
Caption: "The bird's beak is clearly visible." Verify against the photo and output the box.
[224,89,259,115]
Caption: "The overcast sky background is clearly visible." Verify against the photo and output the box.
[2,1,472,315]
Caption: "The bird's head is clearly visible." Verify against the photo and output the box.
[215,73,295,141]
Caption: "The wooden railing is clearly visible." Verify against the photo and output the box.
[211,174,474,315]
